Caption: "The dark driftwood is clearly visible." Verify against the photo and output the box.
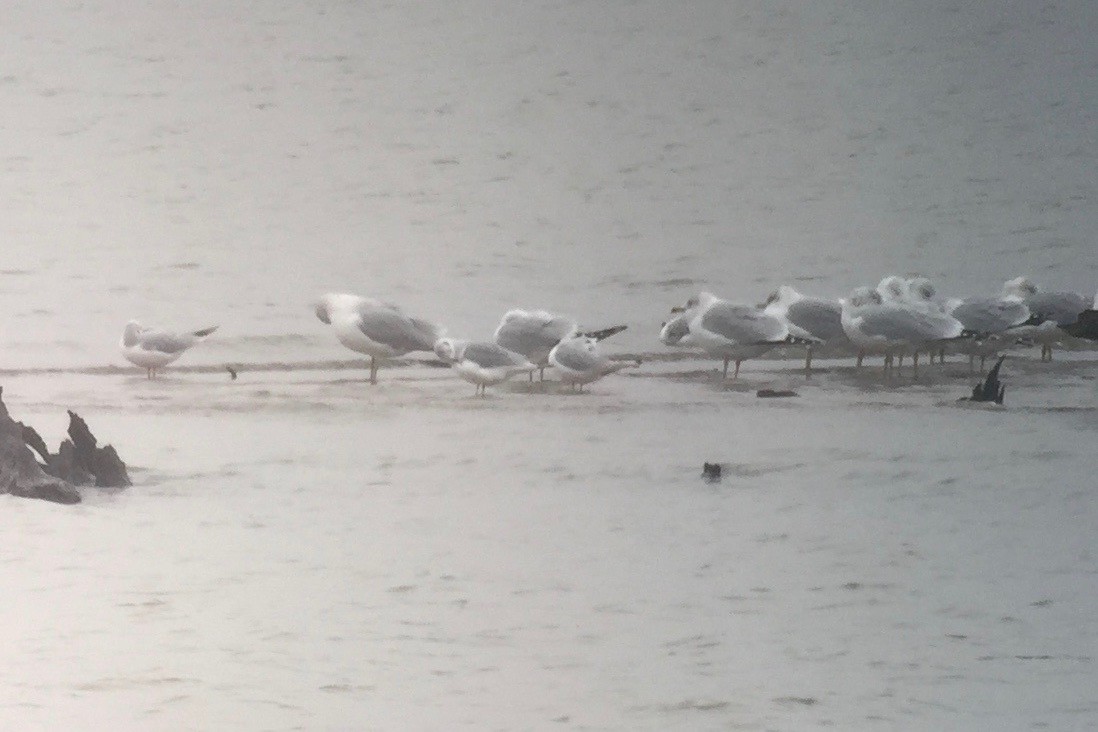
[958,356,1006,405]
[1,387,81,504]
[1,387,131,505]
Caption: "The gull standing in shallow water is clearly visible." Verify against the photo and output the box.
[945,293,1031,372]
[548,336,636,391]
[762,285,848,378]
[433,338,537,395]
[314,293,444,384]
[120,321,219,379]
[841,287,963,376]
[662,292,789,379]
[493,309,626,381]
[1002,277,1091,361]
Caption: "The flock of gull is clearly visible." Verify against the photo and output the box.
[120,276,1098,394]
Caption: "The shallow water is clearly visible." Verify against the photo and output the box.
[3,357,1097,730]
[2,1,1097,729]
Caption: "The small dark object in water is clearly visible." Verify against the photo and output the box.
[702,462,722,482]
[757,389,799,398]
[226,365,238,380]
[959,355,1006,405]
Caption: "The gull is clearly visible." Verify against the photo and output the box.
[882,275,953,366]
[840,287,963,376]
[433,338,537,395]
[314,293,444,383]
[547,336,636,391]
[662,292,789,379]
[877,275,912,304]
[120,321,218,379]
[1002,277,1091,361]
[762,285,848,378]
[945,294,1032,372]
[493,309,626,381]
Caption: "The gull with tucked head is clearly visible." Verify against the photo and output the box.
[762,285,847,378]
[493,308,627,381]
[314,293,444,383]
[841,286,963,376]
[1001,277,1091,361]
[661,292,789,380]
[548,336,637,391]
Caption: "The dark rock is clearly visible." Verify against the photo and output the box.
[0,387,82,504]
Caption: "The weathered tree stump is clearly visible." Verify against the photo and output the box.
[1,387,131,504]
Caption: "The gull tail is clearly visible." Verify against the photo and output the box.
[192,326,219,338]
[582,324,628,341]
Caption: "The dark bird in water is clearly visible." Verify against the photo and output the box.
[702,462,722,482]
[226,365,238,380]
[959,355,1006,405]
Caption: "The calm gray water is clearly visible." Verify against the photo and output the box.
[2,0,1095,368]
[2,1,1096,729]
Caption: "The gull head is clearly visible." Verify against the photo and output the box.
[433,337,462,363]
[877,276,909,302]
[1002,276,1037,299]
[121,320,147,347]
[846,286,883,309]
[907,276,937,303]
[761,285,799,309]
[313,293,365,325]
[659,313,692,346]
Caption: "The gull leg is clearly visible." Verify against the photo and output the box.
[912,351,919,378]
[722,357,730,379]
[980,355,987,372]
[856,351,865,369]
[733,360,742,379]
[938,347,946,364]
[897,353,904,370]
[968,354,975,373]
[369,356,378,384]
[804,345,813,380]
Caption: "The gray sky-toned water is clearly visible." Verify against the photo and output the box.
[1,0,1095,367]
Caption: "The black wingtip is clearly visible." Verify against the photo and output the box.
[582,324,628,341]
